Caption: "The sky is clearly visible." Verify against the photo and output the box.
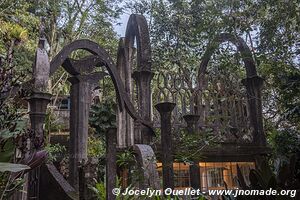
[114,12,130,36]
[113,1,131,37]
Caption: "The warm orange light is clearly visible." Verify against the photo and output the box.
[155,161,255,190]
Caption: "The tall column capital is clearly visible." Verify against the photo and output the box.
[155,102,176,114]
[183,114,200,133]
[27,92,52,150]
[68,72,107,86]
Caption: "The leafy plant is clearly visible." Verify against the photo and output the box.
[90,178,136,200]
[0,150,47,200]
[235,156,300,200]
[88,135,105,158]
[0,163,30,172]
[89,100,117,141]
[117,150,136,169]
[0,21,28,43]
[44,143,66,162]
[0,163,29,199]
[268,128,300,161]
[0,60,29,199]
[89,179,106,200]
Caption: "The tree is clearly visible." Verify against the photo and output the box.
[0,0,123,196]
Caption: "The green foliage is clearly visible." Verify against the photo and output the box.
[44,143,66,162]
[0,64,34,200]
[117,149,136,169]
[44,109,67,133]
[89,178,135,200]
[0,62,28,199]
[0,139,15,163]
[268,128,300,160]
[0,90,27,144]
[0,21,28,43]
[0,0,39,77]
[261,61,300,129]
[127,0,300,132]
[0,116,26,140]
[89,100,117,140]
[89,179,106,200]
[0,176,25,200]
[88,135,105,158]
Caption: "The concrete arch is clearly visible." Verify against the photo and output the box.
[125,14,151,71]
[50,39,124,108]
[49,39,153,131]
[121,14,154,144]
[198,33,257,80]
[197,33,265,146]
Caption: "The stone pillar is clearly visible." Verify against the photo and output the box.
[116,42,134,148]
[68,73,105,191]
[183,114,201,190]
[27,92,51,199]
[132,70,154,144]
[26,35,51,200]
[106,128,117,200]
[68,76,90,191]
[241,76,265,146]
[155,102,176,191]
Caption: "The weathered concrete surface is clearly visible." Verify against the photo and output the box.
[134,144,160,189]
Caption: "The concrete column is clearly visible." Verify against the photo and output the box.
[241,76,265,146]
[27,92,52,150]
[132,70,154,144]
[26,36,51,200]
[68,76,90,191]
[116,43,134,148]
[183,114,201,190]
[106,128,117,200]
[27,92,51,200]
[68,73,105,191]
[155,102,176,191]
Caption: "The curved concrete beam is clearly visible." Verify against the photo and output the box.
[50,39,154,133]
